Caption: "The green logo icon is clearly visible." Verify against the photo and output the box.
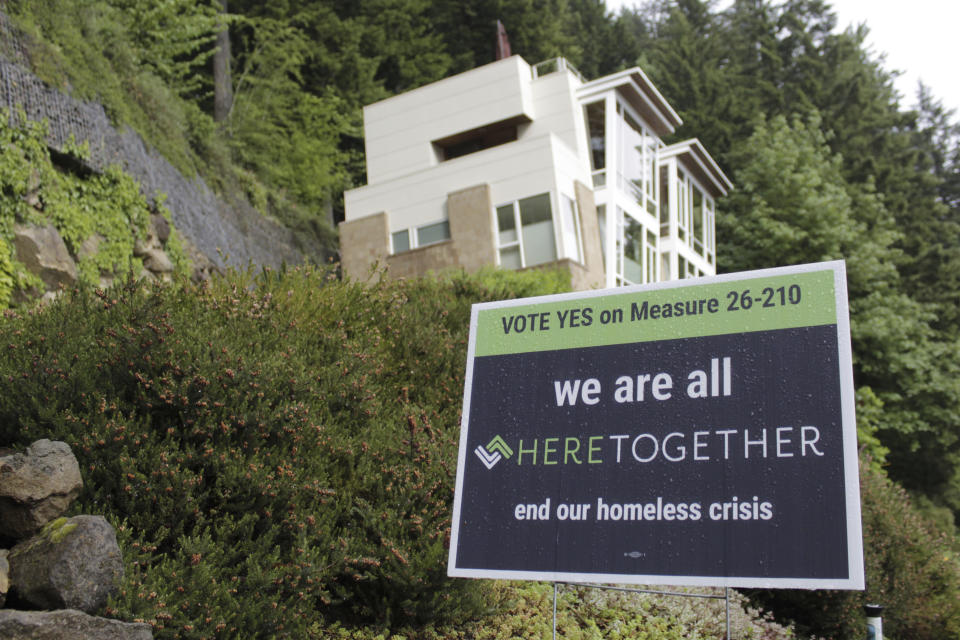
[475,435,513,469]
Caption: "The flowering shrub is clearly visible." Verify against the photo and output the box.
[312,582,794,640]
[0,266,567,637]
[2,265,954,639]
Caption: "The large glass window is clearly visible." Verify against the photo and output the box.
[622,215,644,284]
[616,103,660,217]
[417,220,450,246]
[672,168,714,259]
[496,204,522,269]
[391,220,451,254]
[691,186,702,254]
[617,209,658,285]
[596,204,607,268]
[705,198,716,265]
[676,175,688,242]
[584,102,606,187]
[646,229,658,282]
[495,193,558,269]
[392,230,410,253]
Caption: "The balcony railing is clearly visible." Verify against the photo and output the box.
[532,57,586,83]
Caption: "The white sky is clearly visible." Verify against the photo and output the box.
[604,0,960,114]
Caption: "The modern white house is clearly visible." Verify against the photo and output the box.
[340,55,731,290]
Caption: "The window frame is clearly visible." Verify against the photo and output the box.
[390,219,451,255]
[494,192,578,270]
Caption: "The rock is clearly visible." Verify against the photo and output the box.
[142,248,173,274]
[0,609,153,640]
[76,233,103,261]
[0,549,8,608]
[0,440,83,540]
[151,212,170,244]
[12,225,78,292]
[132,237,153,258]
[180,234,219,283]
[24,168,42,209]
[8,515,123,613]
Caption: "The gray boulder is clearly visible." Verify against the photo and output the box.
[150,212,171,244]
[0,549,8,608]
[9,515,123,613]
[0,610,153,640]
[0,440,83,540]
[142,248,174,274]
[12,224,78,293]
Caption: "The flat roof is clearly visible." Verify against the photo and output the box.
[577,67,682,137]
[661,138,733,197]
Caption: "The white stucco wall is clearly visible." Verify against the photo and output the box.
[362,56,536,184]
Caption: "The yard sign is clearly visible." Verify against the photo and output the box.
[448,261,864,589]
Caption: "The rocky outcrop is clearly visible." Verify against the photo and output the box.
[0,440,82,540]
[9,515,123,613]
[12,225,78,295]
[0,609,153,640]
[0,440,150,638]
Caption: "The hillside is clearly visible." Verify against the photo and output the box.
[1,0,960,637]
[0,269,958,639]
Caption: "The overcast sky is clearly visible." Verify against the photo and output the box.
[604,0,960,114]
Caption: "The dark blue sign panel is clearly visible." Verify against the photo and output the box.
[448,262,863,589]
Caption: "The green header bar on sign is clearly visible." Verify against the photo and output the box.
[474,268,836,357]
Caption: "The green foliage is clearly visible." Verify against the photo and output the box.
[311,581,794,639]
[226,13,352,206]
[0,237,15,303]
[751,455,960,640]
[6,0,338,257]
[719,111,960,508]
[8,0,203,177]
[0,265,793,638]
[854,387,889,471]
[105,0,222,99]
[0,111,188,305]
[0,267,564,636]
[435,265,573,300]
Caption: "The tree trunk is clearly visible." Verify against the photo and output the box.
[213,0,233,123]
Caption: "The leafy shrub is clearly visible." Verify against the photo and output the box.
[312,581,794,640]
[0,266,568,637]
[749,455,960,639]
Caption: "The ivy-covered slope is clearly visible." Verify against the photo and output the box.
[0,110,190,307]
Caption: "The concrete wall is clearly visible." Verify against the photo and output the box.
[345,133,579,232]
[363,56,535,184]
[341,184,498,282]
[339,213,390,280]
[446,184,497,272]
[574,180,605,289]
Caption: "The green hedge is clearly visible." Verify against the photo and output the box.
[0,266,568,637]
[2,265,957,639]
